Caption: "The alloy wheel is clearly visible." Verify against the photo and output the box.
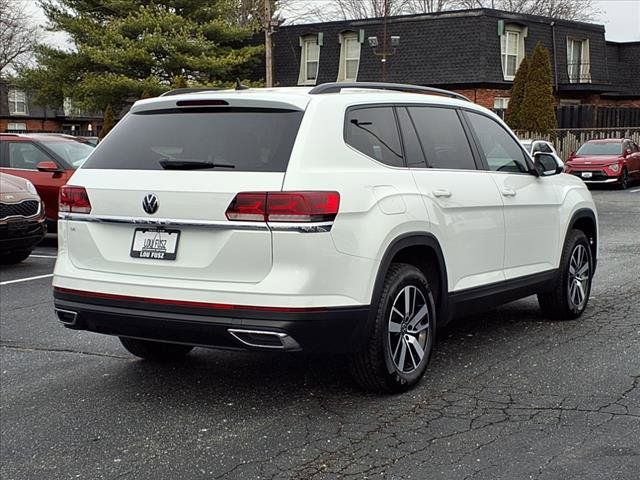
[568,244,590,311]
[387,285,430,374]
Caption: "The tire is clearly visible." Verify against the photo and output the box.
[0,250,32,265]
[618,168,629,190]
[538,229,593,320]
[119,337,193,361]
[350,263,436,393]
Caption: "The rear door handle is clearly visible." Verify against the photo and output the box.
[501,188,517,197]
[433,189,452,198]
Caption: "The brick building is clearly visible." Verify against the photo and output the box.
[271,8,640,125]
[0,79,102,134]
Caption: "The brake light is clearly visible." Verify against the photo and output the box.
[226,191,340,223]
[59,185,92,214]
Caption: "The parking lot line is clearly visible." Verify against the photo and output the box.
[630,188,640,193]
[29,255,57,259]
[0,274,54,286]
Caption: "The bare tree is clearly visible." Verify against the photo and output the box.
[0,0,40,75]
[451,0,599,21]
[405,0,456,13]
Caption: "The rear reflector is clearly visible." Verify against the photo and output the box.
[59,185,92,214]
[226,191,340,223]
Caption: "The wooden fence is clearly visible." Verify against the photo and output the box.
[516,128,640,162]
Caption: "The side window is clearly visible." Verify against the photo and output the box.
[633,142,639,153]
[396,108,426,168]
[533,142,552,154]
[345,107,404,167]
[8,142,52,170]
[465,111,529,173]
[408,106,476,170]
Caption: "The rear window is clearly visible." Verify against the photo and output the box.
[576,142,622,156]
[83,108,304,171]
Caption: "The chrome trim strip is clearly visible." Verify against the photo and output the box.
[268,222,333,233]
[58,213,269,231]
[59,213,334,232]
[582,178,618,184]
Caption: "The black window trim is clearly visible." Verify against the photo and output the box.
[395,106,427,169]
[459,107,536,175]
[343,103,407,169]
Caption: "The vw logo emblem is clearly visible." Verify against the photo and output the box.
[142,194,159,215]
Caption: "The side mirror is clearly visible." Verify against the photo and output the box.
[533,152,562,176]
[36,161,62,173]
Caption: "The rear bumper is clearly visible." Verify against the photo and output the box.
[53,288,371,354]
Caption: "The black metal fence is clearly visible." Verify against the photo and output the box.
[557,105,640,129]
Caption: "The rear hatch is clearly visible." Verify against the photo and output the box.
[65,94,307,283]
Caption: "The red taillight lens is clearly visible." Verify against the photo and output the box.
[226,191,340,223]
[225,192,267,221]
[59,185,92,214]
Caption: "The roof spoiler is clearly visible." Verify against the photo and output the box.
[308,82,471,102]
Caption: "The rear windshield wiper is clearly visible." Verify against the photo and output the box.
[159,159,235,170]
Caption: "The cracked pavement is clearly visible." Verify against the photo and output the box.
[1,188,639,479]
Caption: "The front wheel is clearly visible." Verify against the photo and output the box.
[350,263,436,393]
[618,168,629,190]
[538,229,593,320]
[0,250,32,265]
[119,337,193,361]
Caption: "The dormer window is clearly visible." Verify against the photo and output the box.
[337,32,362,82]
[8,89,28,115]
[567,38,591,83]
[298,35,321,86]
[500,25,526,81]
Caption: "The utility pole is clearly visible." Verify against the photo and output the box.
[264,0,273,87]
[381,0,389,81]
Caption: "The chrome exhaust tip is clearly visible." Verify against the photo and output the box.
[228,329,301,351]
[55,308,78,326]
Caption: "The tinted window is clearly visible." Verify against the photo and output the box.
[40,140,94,168]
[532,142,552,154]
[408,107,476,170]
[345,107,404,167]
[7,142,52,169]
[397,108,426,168]
[465,111,528,173]
[83,109,304,171]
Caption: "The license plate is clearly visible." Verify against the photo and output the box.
[581,172,593,179]
[130,228,180,260]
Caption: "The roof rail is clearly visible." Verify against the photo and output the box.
[159,87,222,97]
[308,82,471,102]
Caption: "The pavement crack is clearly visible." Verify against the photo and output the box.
[0,342,129,360]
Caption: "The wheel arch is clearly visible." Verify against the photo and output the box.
[566,208,598,273]
[371,233,449,326]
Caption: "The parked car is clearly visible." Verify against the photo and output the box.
[52,83,598,393]
[0,173,46,264]
[520,139,564,169]
[565,138,640,189]
[0,133,95,229]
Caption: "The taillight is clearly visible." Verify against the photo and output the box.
[59,185,92,214]
[226,191,340,223]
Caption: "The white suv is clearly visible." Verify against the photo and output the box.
[53,83,598,392]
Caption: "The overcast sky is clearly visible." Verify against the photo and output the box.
[26,0,640,46]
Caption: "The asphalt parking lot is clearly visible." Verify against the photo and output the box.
[1,188,639,480]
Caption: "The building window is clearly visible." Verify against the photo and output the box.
[337,32,361,82]
[63,97,83,117]
[494,97,510,110]
[500,26,525,81]
[7,122,27,132]
[8,89,28,115]
[298,36,321,85]
[567,38,590,83]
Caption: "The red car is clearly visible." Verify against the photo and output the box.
[565,138,640,189]
[0,133,95,230]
